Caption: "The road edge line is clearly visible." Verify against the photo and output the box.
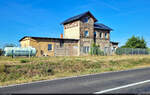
[94,80,150,94]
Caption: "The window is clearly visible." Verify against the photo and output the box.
[94,32,96,37]
[94,32,96,43]
[105,33,107,39]
[84,31,89,37]
[48,44,52,51]
[82,17,88,23]
[60,40,64,47]
[100,32,102,39]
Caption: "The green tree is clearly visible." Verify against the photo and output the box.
[121,36,147,48]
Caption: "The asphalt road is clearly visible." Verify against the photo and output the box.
[1,67,150,94]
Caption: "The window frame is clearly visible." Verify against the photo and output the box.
[48,44,52,51]
[84,31,89,37]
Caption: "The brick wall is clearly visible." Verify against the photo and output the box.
[20,37,79,56]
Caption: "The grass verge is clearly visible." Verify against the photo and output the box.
[0,55,150,86]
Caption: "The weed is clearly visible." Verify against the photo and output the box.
[0,64,6,73]
[0,55,150,86]
[16,65,21,69]
[109,60,118,65]
[20,59,29,63]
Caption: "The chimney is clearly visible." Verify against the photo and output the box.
[60,33,63,38]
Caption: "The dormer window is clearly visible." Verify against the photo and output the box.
[84,31,89,37]
[82,17,89,23]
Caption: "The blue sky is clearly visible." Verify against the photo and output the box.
[0,0,150,48]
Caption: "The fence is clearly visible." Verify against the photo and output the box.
[116,48,150,55]
[54,46,78,56]
[80,46,113,56]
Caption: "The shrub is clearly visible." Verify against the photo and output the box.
[89,43,104,56]
[20,59,29,63]
[45,67,54,75]
[115,48,122,55]
[16,65,22,69]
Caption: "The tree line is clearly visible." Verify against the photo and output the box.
[121,35,147,49]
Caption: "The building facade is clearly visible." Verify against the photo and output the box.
[20,11,118,56]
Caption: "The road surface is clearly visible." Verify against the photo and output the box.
[1,67,150,94]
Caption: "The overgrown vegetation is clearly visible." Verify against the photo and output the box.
[89,43,104,55]
[0,55,150,86]
[20,59,30,63]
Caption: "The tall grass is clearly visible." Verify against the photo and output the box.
[0,55,150,86]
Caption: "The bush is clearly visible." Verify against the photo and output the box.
[45,68,54,75]
[89,43,104,56]
[20,59,30,63]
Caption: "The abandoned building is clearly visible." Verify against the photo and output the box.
[20,11,118,56]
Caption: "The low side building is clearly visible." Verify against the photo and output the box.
[20,36,79,56]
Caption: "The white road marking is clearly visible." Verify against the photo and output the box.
[94,80,150,94]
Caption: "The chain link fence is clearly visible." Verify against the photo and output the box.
[116,48,150,55]
[81,47,150,56]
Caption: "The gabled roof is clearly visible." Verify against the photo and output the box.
[94,23,113,31]
[19,36,79,42]
[61,11,97,25]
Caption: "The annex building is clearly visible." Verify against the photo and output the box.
[20,11,118,56]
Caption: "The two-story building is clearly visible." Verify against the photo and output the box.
[20,11,118,56]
